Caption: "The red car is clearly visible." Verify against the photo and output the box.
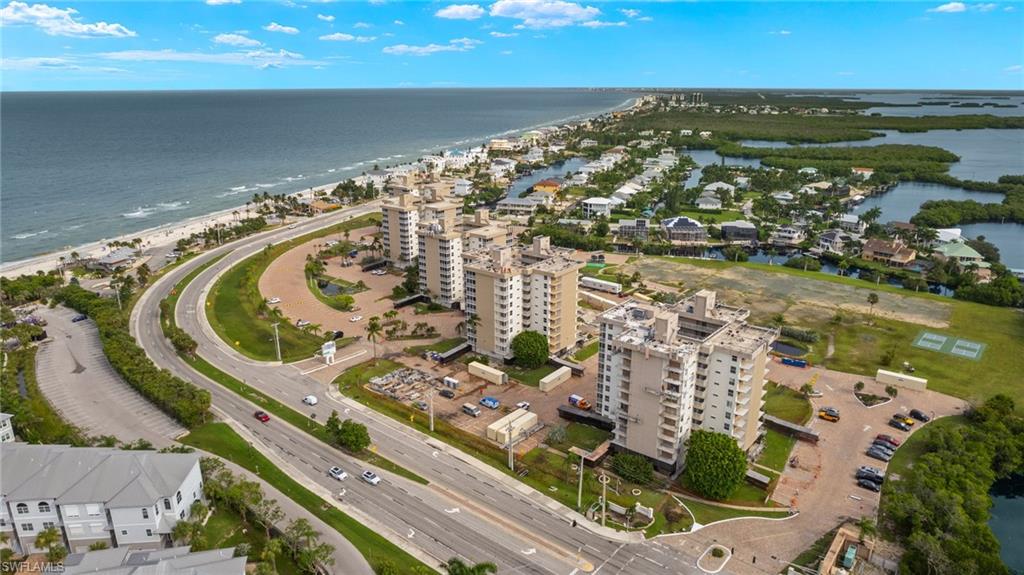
[876,433,901,447]
[254,411,270,423]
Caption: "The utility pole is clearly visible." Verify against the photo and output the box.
[600,474,608,527]
[507,418,514,472]
[429,390,435,433]
[576,454,584,510]
[114,285,122,311]
[271,323,282,362]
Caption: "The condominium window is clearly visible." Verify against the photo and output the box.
[42,522,55,530]
[121,530,128,536]
[146,529,153,537]
[164,499,172,510]
[21,524,33,533]
[15,503,28,515]
[38,503,51,513]
[176,492,182,504]
[141,508,149,519]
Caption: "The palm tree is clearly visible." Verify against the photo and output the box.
[365,316,383,358]
[442,558,498,575]
[34,526,62,555]
[837,259,850,277]
[867,292,879,316]
[261,538,285,572]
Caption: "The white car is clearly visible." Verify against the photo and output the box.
[361,470,381,486]
[349,315,363,322]
[287,224,297,229]
[267,297,281,305]
[302,395,318,406]
[516,401,531,411]
[328,466,348,481]
[296,319,311,327]
[372,270,387,276]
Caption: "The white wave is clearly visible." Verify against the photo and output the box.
[156,201,187,211]
[64,224,84,231]
[230,185,247,191]
[327,169,336,173]
[255,182,279,189]
[122,207,151,218]
[12,230,48,240]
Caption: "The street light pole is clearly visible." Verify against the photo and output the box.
[271,323,282,362]
[600,474,608,527]
[507,418,514,472]
[429,390,435,433]
[577,454,584,510]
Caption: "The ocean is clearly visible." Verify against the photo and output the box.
[0,89,633,263]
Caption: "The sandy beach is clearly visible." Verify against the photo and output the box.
[0,184,336,279]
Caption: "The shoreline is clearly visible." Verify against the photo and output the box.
[1,96,638,278]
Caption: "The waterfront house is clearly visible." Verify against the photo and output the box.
[523,147,545,164]
[837,214,867,235]
[0,413,13,443]
[533,179,562,194]
[935,228,964,245]
[489,138,515,152]
[453,178,474,197]
[772,191,795,204]
[699,131,713,139]
[770,226,805,247]
[798,167,819,177]
[861,238,917,268]
[851,167,875,180]
[661,216,707,242]
[496,196,543,217]
[579,138,598,148]
[524,191,555,206]
[704,181,736,194]
[695,195,723,210]
[720,220,758,242]
[365,169,392,189]
[89,248,137,273]
[582,197,615,219]
[734,176,751,190]
[818,230,857,255]
[823,179,852,199]
[615,219,650,240]
[933,242,987,268]
[0,444,203,555]
[489,158,518,178]
[548,141,567,153]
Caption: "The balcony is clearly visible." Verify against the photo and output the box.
[735,406,749,418]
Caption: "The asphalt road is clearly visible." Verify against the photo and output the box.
[131,202,708,574]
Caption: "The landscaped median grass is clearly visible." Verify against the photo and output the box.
[206,213,380,363]
[160,260,425,486]
[182,423,428,575]
[676,496,792,526]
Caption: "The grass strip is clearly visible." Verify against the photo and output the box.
[182,422,428,575]
[676,497,791,525]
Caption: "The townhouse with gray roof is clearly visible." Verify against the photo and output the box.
[0,444,203,554]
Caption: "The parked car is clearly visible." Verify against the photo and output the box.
[439,389,455,399]
[888,419,912,432]
[857,469,885,484]
[414,400,428,411]
[302,395,318,406]
[806,388,823,398]
[818,407,840,422]
[870,441,895,456]
[857,478,882,492]
[892,413,915,426]
[267,297,281,304]
[349,315,363,323]
[71,314,88,323]
[480,397,500,409]
[875,434,902,447]
[866,447,893,462]
[361,470,381,486]
[296,319,311,328]
[328,466,348,481]
[857,465,885,481]
[516,401,530,411]
[253,410,270,423]
[909,409,931,423]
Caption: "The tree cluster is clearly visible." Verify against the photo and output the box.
[511,330,549,369]
[681,430,748,500]
[325,410,372,453]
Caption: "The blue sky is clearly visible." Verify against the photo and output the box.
[2,1,1022,91]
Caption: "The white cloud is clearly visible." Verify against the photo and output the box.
[928,2,966,12]
[206,0,241,5]
[1005,5,1015,11]
[99,48,321,68]
[490,0,600,28]
[637,16,652,21]
[976,3,997,11]
[770,29,791,35]
[353,21,372,28]
[213,33,262,47]
[0,1,136,38]
[263,22,299,34]
[581,20,625,28]
[500,50,513,55]
[368,0,386,5]
[435,4,486,20]
[320,32,376,42]
[620,8,640,18]
[383,37,481,56]
[393,19,405,25]
[317,14,335,22]
[490,31,518,37]
[1,56,128,73]
[1004,64,1022,74]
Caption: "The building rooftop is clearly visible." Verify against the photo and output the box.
[1,444,199,508]
[62,545,244,575]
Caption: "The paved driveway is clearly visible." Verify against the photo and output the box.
[662,362,967,574]
[34,306,186,445]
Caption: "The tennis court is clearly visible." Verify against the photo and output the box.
[912,331,986,361]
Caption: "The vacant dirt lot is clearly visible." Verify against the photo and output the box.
[624,256,952,329]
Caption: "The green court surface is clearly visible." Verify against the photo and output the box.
[911,331,986,361]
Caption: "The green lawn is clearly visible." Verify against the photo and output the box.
[885,415,966,480]
[764,382,813,425]
[206,214,380,363]
[503,363,559,387]
[572,340,600,362]
[182,423,428,575]
[203,507,302,575]
[677,497,791,526]
[403,337,466,356]
[757,428,797,472]
[546,423,611,453]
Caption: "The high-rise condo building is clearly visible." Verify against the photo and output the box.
[596,290,777,474]
[380,192,420,265]
[463,237,582,360]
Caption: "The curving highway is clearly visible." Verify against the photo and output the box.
[131,202,709,574]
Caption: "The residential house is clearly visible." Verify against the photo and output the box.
[365,169,392,189]
[818,230,857,255]
[661,216,707,243]
[679,129,693,136]
[582,197,615,219]
[532,178,562,194]
[523,147,545,164]
[720,220,758,242]
[695,195,723,210]
[0,413,13,443]
[488,138,515,152]
[0,444,203,554]
[452,178,474,197]
[797,167,819,177]
[495,196,543,217]
[837,213,867,235]
[933,242,987,269]
[769,226,805,247]
[615,219,650,240]
[579,138,598,148]
[734,176,751,190]
[772,191,795,204]
[861,238,917,268]
[488,158,518,178]
[704,182,736,195]
[851,167,875,180]
[89,248,137,273]
[699,131,713,139]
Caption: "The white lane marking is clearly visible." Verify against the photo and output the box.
[432,451,439,458]
[407,528,415,539]
[825,384,835,391]
[444,507,461,514]
[522,548,536,555]
[863,425,871,432]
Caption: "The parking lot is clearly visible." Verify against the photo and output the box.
[669,362,967,574]
[33,305,186,445]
